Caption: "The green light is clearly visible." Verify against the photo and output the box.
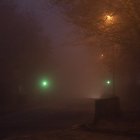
[43,81,47,86]
[41,80,49,88]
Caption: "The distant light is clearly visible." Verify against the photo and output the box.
[99,54,104,60]
[42,81,47,86]
[104,14,114,24]
[106,80,111,85]
[106,15,113,21]
[40,80,49,88]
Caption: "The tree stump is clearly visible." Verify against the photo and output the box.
[94,96,121,123]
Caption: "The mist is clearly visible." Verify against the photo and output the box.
[11,0,105,98]
[1,0,138,112]
[1,1,140,139]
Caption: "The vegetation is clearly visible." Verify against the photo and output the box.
[51,0,140,85]
[0,1,50,111]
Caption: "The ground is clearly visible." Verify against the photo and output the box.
[0,98,139,140]
[2,129,139,140]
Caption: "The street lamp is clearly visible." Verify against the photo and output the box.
[42,81,48,87]
[39,79,49,90]
[106,80,111,85]
[104,14,114,25]
[99,53,104,59]
[106,15,113,21]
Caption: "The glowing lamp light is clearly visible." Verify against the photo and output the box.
[104,14,114,24]
[42,81,47,86]
[40,80,49,88]
[106,80,111,85]
[106,15,113,21]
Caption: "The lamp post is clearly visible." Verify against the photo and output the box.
[104,14,114,25]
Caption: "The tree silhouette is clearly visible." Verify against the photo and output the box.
[52,0,140,84]
[0,1,50,110]
[52,0,140,109]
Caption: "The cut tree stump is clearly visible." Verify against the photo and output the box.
[94,96,121,122]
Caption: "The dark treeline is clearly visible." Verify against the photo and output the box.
[0,1,49,112]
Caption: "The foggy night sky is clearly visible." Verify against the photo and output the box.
[1,0,140,112]
[1,0,105,97]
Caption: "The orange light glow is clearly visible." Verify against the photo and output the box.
[104,14,114,24]
[106,15,113,21]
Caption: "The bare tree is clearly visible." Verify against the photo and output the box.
[52,0,140,83]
